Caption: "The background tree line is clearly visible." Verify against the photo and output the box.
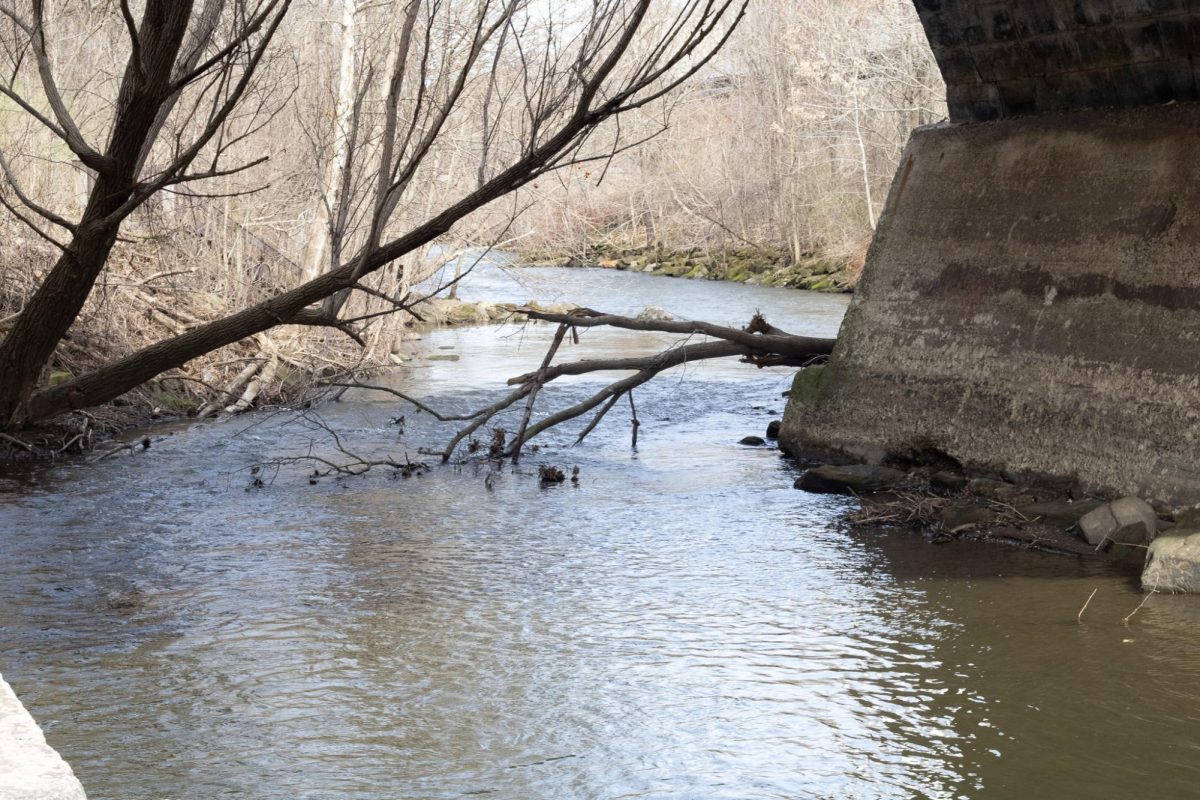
[0,0,939,441]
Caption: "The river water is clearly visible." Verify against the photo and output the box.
[2,266,1200,800]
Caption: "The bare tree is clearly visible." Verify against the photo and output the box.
[0,0,290,426]
[509,0,943,263]
[0,0,748,431]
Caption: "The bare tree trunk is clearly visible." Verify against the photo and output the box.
[853,96,876,229]
[301,0,357,280]
[0,2,197,426]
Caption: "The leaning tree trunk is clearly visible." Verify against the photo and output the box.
[0,223,119,426]
[0,2,197,428]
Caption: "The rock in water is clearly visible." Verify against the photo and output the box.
[1142,530,1200,592]
[538,465,565,485]
[1078,497,1158,547]
[766,420,782,439]
[739,436,766,446]
[795,464,908,495]
[636,305,675,321]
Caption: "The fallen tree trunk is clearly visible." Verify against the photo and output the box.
[340,308,835,463]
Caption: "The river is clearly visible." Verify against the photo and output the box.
[2,265,1200,799]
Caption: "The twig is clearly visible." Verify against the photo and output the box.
[512,323,569,464]
[575,392,622,445]
[1077,587,1098,624]
[94,442,135,461]
[324,381,480,421]
[1123,587,1157,626]
[515,306,834,361]
[0,431,33,451]
[442,384,533,462]
[628,390,640,448]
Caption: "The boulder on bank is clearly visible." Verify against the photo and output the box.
[1142,529,1200,592]
[1078,497,1157,547]
[795,464,908,495]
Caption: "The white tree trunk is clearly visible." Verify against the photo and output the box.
[302,0,357,280]
[853,96,876,230]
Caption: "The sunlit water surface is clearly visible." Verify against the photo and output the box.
[3,266,1200,799]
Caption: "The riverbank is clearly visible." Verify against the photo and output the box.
[519,244,862,293]
[0,295,578,461]
[781,441,1194,587]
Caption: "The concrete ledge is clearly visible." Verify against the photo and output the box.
[781,104,1200,505]
[0,673,86,800]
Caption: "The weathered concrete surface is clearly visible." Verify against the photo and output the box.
[0,674,86,800]
[917,0,1200,121]
[780,104,1200,507]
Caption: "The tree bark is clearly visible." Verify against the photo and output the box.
[0,1,196,426]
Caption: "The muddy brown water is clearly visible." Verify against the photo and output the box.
[2,265,1200,799]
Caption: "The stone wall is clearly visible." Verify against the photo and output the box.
[779,104,1200,506]
[919,0,1200,121]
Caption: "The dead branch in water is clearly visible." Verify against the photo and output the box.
[250,411,429,482]
[513,307,835,368]
[1077,587,1099,624]
[339,308,834,464]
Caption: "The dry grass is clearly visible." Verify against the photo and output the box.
[842,236,872,288]
[0,226,401,450]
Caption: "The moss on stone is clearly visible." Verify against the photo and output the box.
[788,364,827,410]
[521,243,854,292]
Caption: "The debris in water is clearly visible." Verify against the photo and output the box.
[489,428,507,458]
[539,465,565,485]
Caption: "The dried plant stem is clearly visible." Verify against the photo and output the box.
[1077,587,1098,624]
[1123,588,1157,626]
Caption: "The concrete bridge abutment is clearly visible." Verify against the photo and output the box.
[780,2,1200,505]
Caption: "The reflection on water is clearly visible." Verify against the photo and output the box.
[2,268,1200,799]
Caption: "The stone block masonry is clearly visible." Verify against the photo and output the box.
[779,104,1200,506]
[917,0,1200,120]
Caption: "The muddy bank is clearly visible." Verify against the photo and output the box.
[520,244,861,293]
[785,449,1199,587]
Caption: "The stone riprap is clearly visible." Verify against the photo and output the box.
[917,0,1200,121]
[779,105,1200,507]
[0,674,86,800]
[1078,497,1157,547]
[1143,530,1200,593]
